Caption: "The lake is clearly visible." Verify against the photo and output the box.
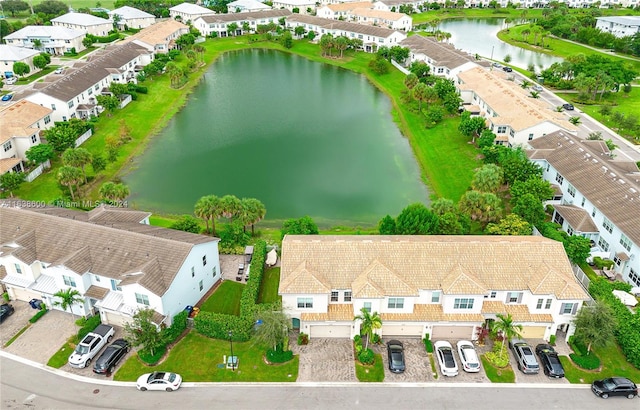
[439,18,563,70]
[124,49,429,227]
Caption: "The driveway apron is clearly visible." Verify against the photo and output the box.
[292,338,356,382]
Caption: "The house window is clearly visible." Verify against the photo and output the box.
[528,133,534,141]
[212,266,217,276]
[581,197,585,207]
[602,217,614,234]
[191,266,195,277]
[555,173,564,185]
[135,293,150,306]
[567,226,574,236]
[560,302,577,315]
[497,126,507,134]
[620,234,632,252]
[506,292,522,303]
[344,291,352,302]
[199,280,204,291]
[629,269,640,287]
[110,279,121,291]
[545,299,552,309]
[614,255,622,266]
[331,291,339,302]
[536,298,543,309]
[567,184,576,197]
[94,274,100,282]
[202,255,207,266]
[68,100,74,108]
[453,298,474,309]
[431,291,441,303]
[297,298,313,308]
[388,298,404,309]
[597,237,609,252]
[592,208,596,217]
[51,104,56,110]
[44,115,51,124]
[3,141,12,152]
[490,291,497,298]
[15,263,22,274]
[63,275,76,287]
[363,302,371,313]
[31,135,37,144]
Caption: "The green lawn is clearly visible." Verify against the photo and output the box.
[199,281,244,315]
[355,354,385,382]
[114,331,298,382]
[480,354,515,383]
[560,341,640,384]
[148,215,176,228]
[257,267,281,304]
[47,341,75,369]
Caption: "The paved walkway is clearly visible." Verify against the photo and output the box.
[291,338,356,382]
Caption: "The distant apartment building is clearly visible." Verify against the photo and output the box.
[194,10,291,37]
[596,16,640,38]
[0,45,40,77]
[527,131,640,288]
[120,20,189,54]
[169,2,216,23]
[271,0,318,14]
[227,0,273,13]
[51,12,113,36]
[4,26,86,56]
[108,6,156,30]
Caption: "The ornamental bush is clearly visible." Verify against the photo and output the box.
[267,348,293,363]
[29,308,48,324]
[358,348,375,365]
[423,334,433,353]
[484,343,510,367]
[297,332,309,345]
[570,352,601,370]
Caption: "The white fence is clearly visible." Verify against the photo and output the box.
[391,59,410,75]
[74,129,93,147]
[25,159,50,182]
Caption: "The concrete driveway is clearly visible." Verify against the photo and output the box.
[3,308,77,364]
[376,338,434,382]
[292,338,356,382]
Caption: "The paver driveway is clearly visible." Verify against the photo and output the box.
[509,340,570,384]
[0,301,34,347]
[293,338,356,382]
[377,339,434,382]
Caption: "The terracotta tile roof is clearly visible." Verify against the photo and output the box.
[482,301,553,323]
[381,304,484,322]
[85,285,110,300]
[0,265,6,280]
[457,67,578,133]
[528,131,640,246]
[301,303,354,321]
[0,101,52,145]
[352,260,416,298]
[326,1,373,11]
[121,20,188,48]
[351,8,407,21]
[0,158,22,174]
[280,235,589,301]
[0,207,218,298]
[200,9,290,23]
[286,14,401,38]
[441,264,487,295]
[553,205,598,233]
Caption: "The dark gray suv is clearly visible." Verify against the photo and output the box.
[509,339,540,374]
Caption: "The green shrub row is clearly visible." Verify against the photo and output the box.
[163,310,188,344]
[76,315,101,341]
[29,308,48,323]
[194,240,268,341]
[589,277,640,368]
[569,336,588,356]
[422,333,433,353]
[267,348,293,363]
[569,352,601,370]
[87,33,121,43]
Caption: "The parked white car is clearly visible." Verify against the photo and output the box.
[136,372,182,392]
[434,341,458,377]
[457,340,481,373]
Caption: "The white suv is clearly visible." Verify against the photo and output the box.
[5,77,17,85]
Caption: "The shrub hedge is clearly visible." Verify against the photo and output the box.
[422,334,433,353]
[267,348,293,363]
[358,348,375,365]
[29,308,48,323]
[194,240,268,341]
[589,277,640,368]
[570,352,601,370]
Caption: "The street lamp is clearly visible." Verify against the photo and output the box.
[228,331,235,371]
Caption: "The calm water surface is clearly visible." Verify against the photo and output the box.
[124,49,429,227]
[439,18,563,70]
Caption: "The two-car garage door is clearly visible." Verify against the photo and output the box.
[309,323,351,338]
[431,325,475,340]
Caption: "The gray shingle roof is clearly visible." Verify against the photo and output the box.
[52,12,111,26]
[200,9,290,23]
[0,207,218,297]
[287,14,400,38]
[528,131,640,246]
[400,35,477,70]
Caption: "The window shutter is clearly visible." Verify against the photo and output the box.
[571,303,578,315]
[505,293,511,303]
[559,303,565,314]
[517,293,523,303]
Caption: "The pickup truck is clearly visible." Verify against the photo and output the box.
[68,324,115,368]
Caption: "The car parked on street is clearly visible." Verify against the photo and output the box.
[0,303,15,323]
[535,344,565,378]
[434,341,458,377]
[386,340,405,373]
[136,372,182,392]
[562,103,575,110]
[93,339,130,375]
[54,67,64,74]
[510,339,540,374]
[591,377,637,399]
[1,94,13,102]
[456,340,480,373]
[502,66,513,72]
[532,85,543,92]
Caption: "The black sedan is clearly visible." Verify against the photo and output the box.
[562,103,575,110]
[535,344,565,378]
[502,66,513,72]
[93,339,130,375]
[0,303,15,323]
[386,340,405,373]
[591,377,638,399]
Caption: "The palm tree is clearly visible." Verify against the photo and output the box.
[241,198,266,236]
[165,62,181,88]
[492,313,523,354]
[99,181,117,201]
[62,148,92,184]
[194,194,221,236]
[404,73,418,91]
[57,166,83,201]
[520,80,532,89]
[53,288,84,321]
[219,194,242,222]
[112,183,130,202]
[413,83,428,112]
[353,308,382,350]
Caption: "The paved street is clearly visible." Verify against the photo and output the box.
[2,353,638,410]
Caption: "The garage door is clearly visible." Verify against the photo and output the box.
[103,311,132,328]
[381,324,424,338]
[309,324,351,338]
[519,326,547,339]
[431,325,475,340]
[8,287,41,303]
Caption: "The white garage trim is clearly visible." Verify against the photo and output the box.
[381,323,424,338]
[431,325,475,340]
[519,326,547,339]
[309,323,351,338]
[8,287,41,303]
